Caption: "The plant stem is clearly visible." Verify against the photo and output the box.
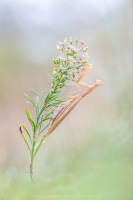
[30,142,34,181]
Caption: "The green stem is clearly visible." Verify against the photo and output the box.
[29,96,50,181]
[30,141,34,181]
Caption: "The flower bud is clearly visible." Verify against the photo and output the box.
[51,78,54,84]
[65,75,69,79]
[60,84,63,88]
[56,59,59,64]
[57,45,60,51]
[54,86,57,90]
[51,89,54,94]
[82,60,87,64]
[67,66,70,70]
[83,47,88,52]
[51,84,54,88]
[70,37,72,44]
[67,43,70,49]
[66,49,69,55]
[60,77,64,82]
[53,59,56,64]
[64,38,67,44]
[53,70,57,75]
[54,65,57,71]
[68,50,71,55]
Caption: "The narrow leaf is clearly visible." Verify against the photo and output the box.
[43,109,55,121]
[27,117,35,133]
[25,101,35,105]
[45,93,50,103]
[30,90,44,102]
[37,124,49,137]
[44,78,51,86]
[20,123,32,143]
[21,133,31,154]
[42,91,49,93]
[39,114,43,132]
[55,99,66,103]
[34,136,45,157]
[24,94,34,105]
[24,108,31,118]
[48,74,56,81]
[35,96,40,123]
[37,102,47,122]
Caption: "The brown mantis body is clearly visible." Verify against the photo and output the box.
[45,64,101,138]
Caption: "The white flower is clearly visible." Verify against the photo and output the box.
[56,55,66,62]
[69,45,79,53]
[81,52,89,58]
[68,56,76,66]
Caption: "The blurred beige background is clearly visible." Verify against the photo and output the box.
[0,0,132,173]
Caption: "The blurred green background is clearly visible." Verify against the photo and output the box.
[0,0,133,199]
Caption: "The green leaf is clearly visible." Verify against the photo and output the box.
[44,78,51,86]
[20,123,32,143]
[27,117,35,133]
[30,90,44,102]
[55,99,66,103]
[42,91,49,93]
[34,136,45,157]
[25,101,35,105]
[45,93,50,103]
[21,133,31,154]
[48,74,56,81]
[24,94,35,106]
[37,124,49,137]
[49,94,60,102]
[60,90,68,95]
[35,96,40,123]
[24,108,31,118]
[43,109,55,121]
[39,115,43,132]
[37,102,47,122]
[43,117,54,121]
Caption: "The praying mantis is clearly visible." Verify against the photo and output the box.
[44,63,101,138]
